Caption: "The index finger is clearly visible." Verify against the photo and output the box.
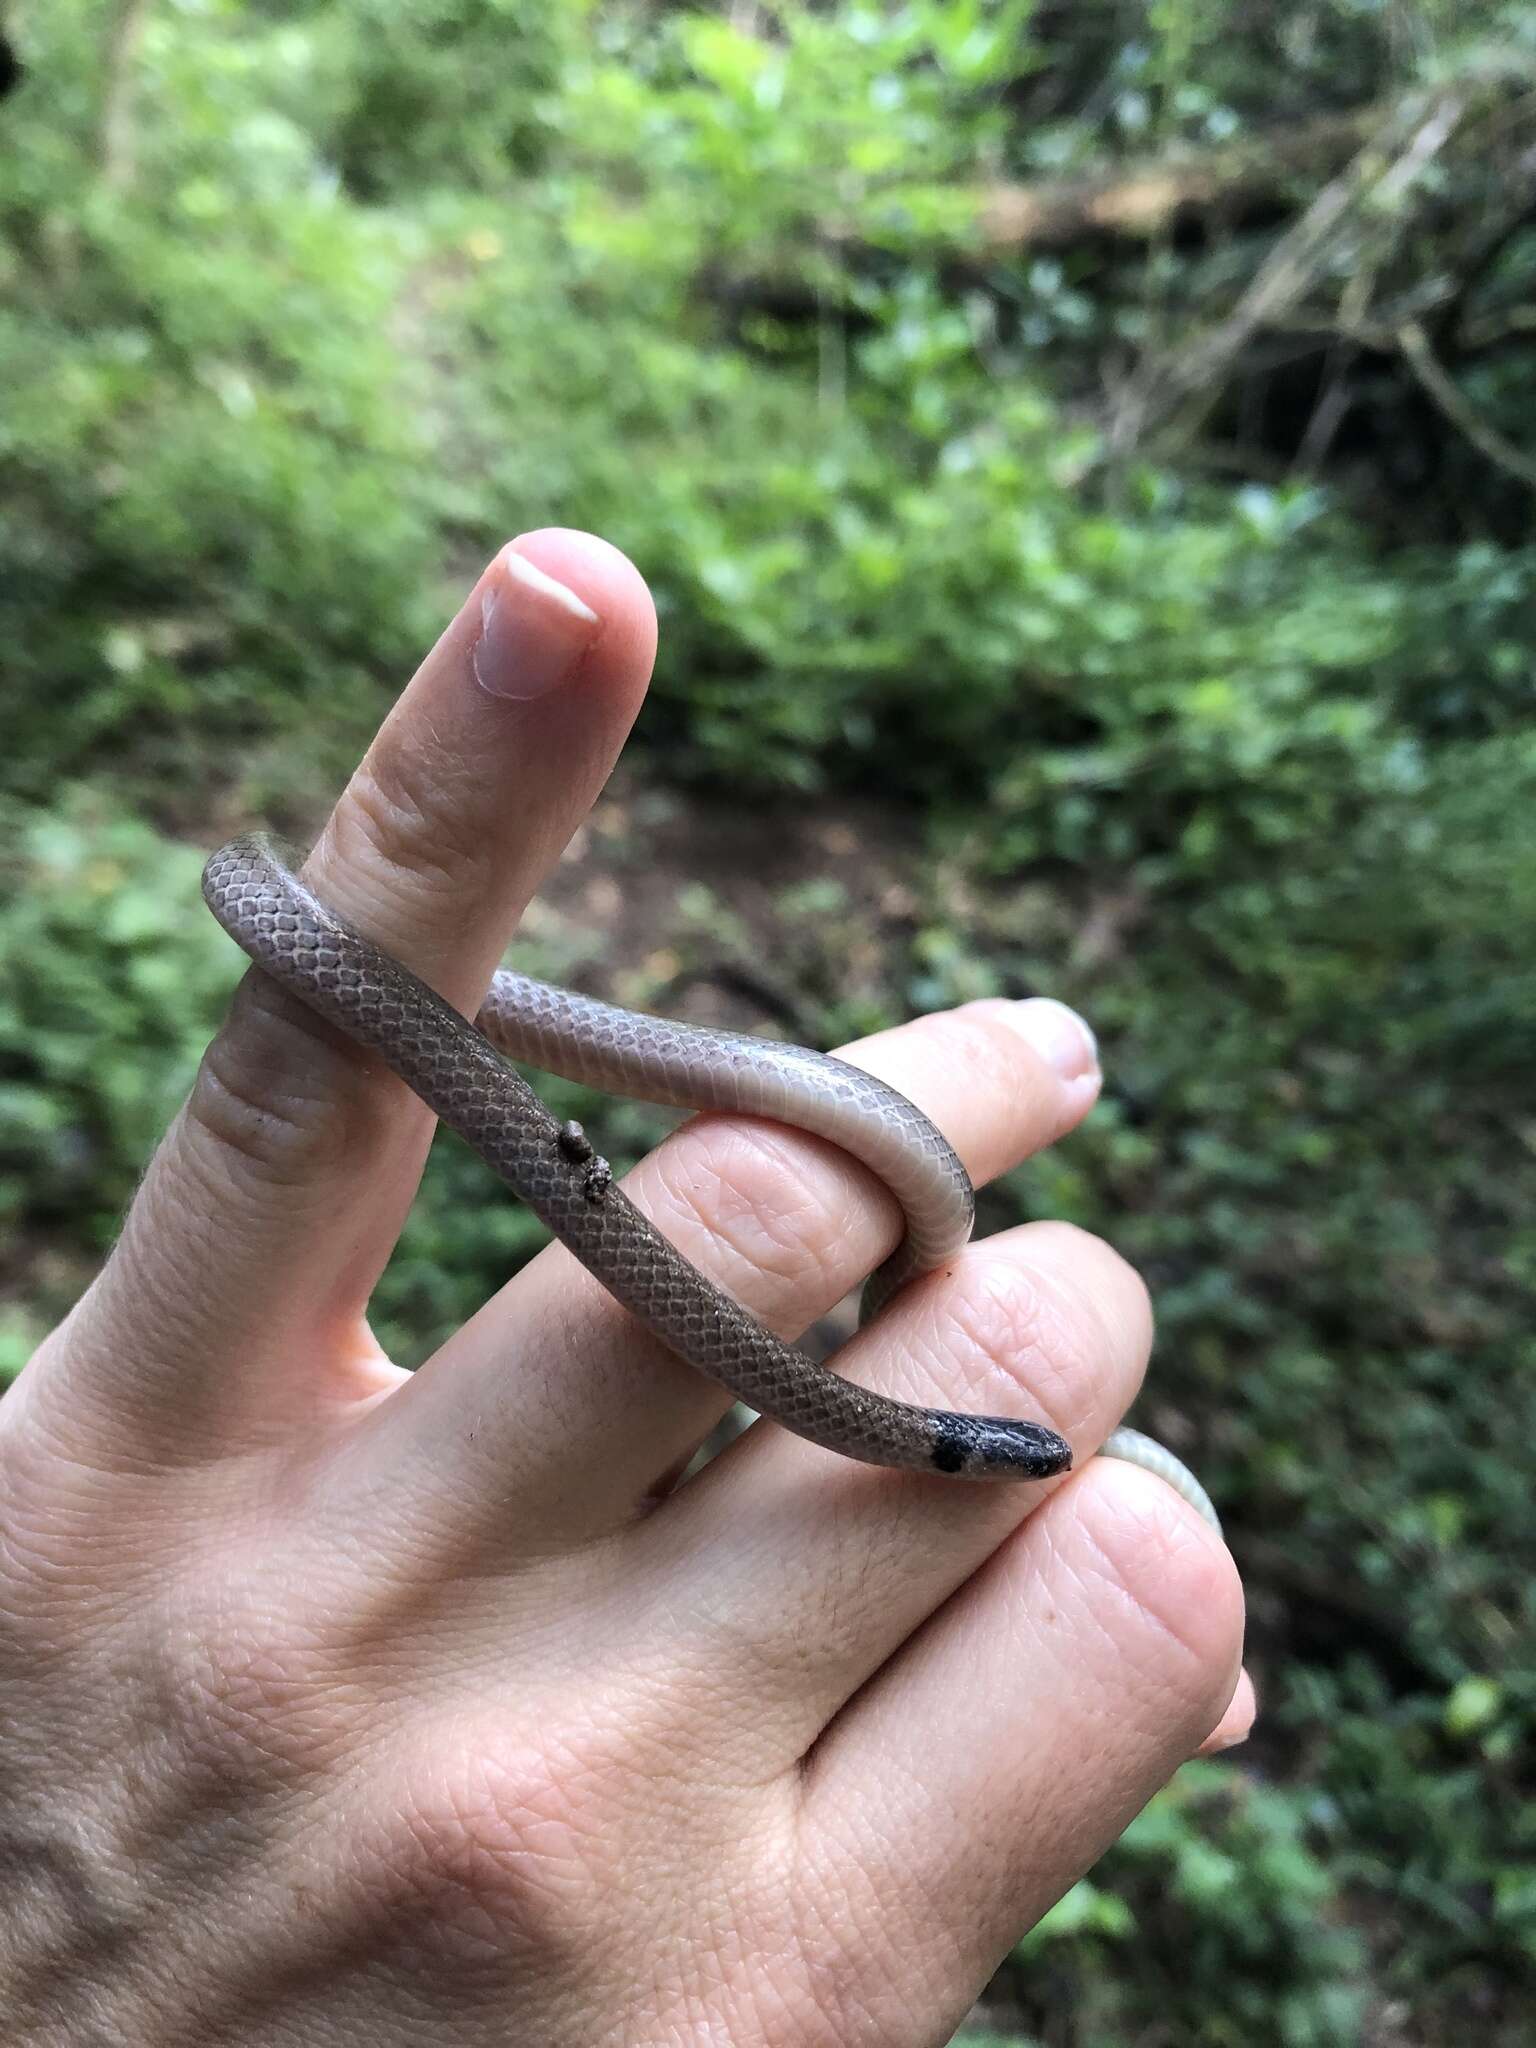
[33,533,657,1464]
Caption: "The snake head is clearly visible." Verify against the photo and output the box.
[928,1413,1073,1481]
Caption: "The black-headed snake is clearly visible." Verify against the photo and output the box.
[204,836,1218,1528]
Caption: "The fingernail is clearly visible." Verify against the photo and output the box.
[1200,1671,1258,1755]
[1004,997,1099,1081]
[472,546,600,701]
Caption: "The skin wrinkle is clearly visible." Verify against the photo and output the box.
[638,1489,925,1733]
[177,1628,365,1788]
[161,1860,402,2048]
[0,1836,128,1992]
[620,1650,787,1807]
[184,1044,361,1193]
[330,1561,605,1703]
[812,1658,1053,1894]
[850,1230,1143,1448]
[142,1018,415,1417]
[664,1576,835,1723]
[18,1318,228,1482]
[325,759,498,929]
[909,1252,1086,1421]
[396,1767,602,1966]
[1,1749,212,2034]
[0,1375,147,1538]
[1060,1471,1240,1706]
[448,1268,599,1407]
[130,1585,406,1900]
[789,1802,905,2000]
[321,1410,612,1579]
[89,1231,346,1445]
[376,1711,699,1981]
[421,1237,693,1442]
[358,706,495,838]
[224,1564,446,1731]
[594,1606,802,1793]
[138,1801,407,2040]
[785,1850,934,2048]
[83,1186,230,1348]
[274,1676,582,1890]
[642,1841,826,2048]
[645,1117,884,1323]
[1012,1239,1153,1388]
[995,1483,1221,1725]
[90,1120,391,1434]
[202,968,373,1128]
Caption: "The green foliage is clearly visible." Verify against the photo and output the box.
[4,2,1534,2041]
[0,1308,47,1391]
[0,794,241,1250]
[1008,1765,1366,2046]
[1,0,449,802]
[0,786,667,1359]
[913,721,1536,2039]
[318,0,578,196]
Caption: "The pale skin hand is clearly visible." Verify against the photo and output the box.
[0,533,1252,2047]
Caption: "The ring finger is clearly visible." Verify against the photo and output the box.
[620,1212,1160,1759]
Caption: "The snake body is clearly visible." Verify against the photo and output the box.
[204,836,1217,1528]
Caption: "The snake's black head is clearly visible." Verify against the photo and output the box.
[929,1413,1073,1481]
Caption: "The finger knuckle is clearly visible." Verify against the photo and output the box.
[649,1121,860,1314]
[1007,1223,1153,1378]
[1074,1469,1244,1722]
[936,1252,1100,1420]
[183,983,364,1192]
[1027,1221,1152,1320]
[335,750,490,911]
[375,1725,628,1969]
[945,1006,1036,1093]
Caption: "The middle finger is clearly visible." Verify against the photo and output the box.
[337,996,1102,1552]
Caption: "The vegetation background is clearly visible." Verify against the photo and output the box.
[2,1,1533,2041]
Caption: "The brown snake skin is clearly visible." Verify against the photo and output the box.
[474,972,975,1317]
[203,836,1074,1481]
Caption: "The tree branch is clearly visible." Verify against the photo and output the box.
[1397,317,1536,492]
[99,0,153,192]
[1101,89,1469,464]
[975,104,1390,252]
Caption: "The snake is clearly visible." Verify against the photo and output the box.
[203,836,1218,1530]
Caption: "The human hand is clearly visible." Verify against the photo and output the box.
[2,533,1250,2046]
